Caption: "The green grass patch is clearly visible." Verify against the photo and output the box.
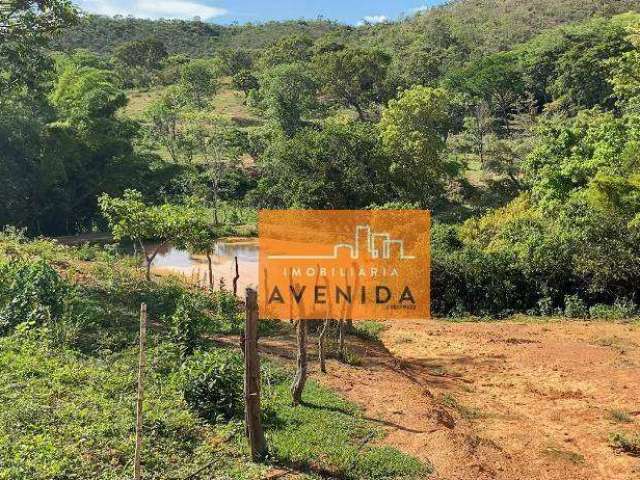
[608,409,634,424]
[351,321,386,342]
[264,380,428,479]
[610,432,640,456]
[543,446,585,465]
[0,333,262,480]
[0,333,427,479]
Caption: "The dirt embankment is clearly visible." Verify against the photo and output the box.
[256,319,640,480]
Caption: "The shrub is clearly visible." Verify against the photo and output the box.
[170,293,210,357]
[537,297,554,316]
[0,260,68,333]
[564,294,588,318]
[181,349,244,423]
[589,298,637,320]
[432,246,537,316]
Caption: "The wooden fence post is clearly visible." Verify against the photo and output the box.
[318,319,329,374]
[244,288,267,461]
[134,303,147,480]
[233,256,240,296]
[291,320,308,406]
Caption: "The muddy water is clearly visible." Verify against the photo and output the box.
[149,240,258,292]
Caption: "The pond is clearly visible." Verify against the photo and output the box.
[146,240,259,292]
[55,234,259,292]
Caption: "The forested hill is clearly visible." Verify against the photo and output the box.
[54,0,640,57]
[52,16,345,56]
[391,0,640,54]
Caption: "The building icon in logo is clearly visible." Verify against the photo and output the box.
[267,224,416,260]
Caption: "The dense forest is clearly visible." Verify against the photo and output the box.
[3,0,640,317]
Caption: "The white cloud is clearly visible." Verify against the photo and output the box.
[357,15,388,26]
[411,5,431,13]
[78,0,227,20]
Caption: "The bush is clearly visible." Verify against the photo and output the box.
[432,246,537,316]
[0,260,68,333]
[171,293,210,357]
[564,294,588,318]
[181,349,244,423]
[537,296,554,316]
[589,298,637,320]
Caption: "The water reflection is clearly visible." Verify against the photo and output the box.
[147,240,259,291]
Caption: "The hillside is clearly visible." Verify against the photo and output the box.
[52,15,345,56]
[395,0,640,53]
[54,0,640,58]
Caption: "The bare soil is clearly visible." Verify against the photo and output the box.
[255,319,640,480]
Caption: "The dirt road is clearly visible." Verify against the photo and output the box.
[259,319,640,479]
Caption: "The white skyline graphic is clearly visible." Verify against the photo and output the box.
[267,224,416,260]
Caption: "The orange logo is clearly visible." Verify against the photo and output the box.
[258,210,430,320]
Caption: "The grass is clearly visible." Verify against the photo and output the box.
[122,81,260,128]
[0,233,426,479]
[264,380,428,479]
[209,81,262,127]
[351,321,386,342]
[543,446,585,465]
[592,336,636,354]
[0,332,427,480]
[0,333,253,480]
[440,394,483,421]
[610,432,640,456]
[608,409,634,424]
[122,86,167,121]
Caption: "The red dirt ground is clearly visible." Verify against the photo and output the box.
[257,319,640,480]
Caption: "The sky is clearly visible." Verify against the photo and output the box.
[75,0,445,25]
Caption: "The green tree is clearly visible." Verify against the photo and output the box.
[446,52,525,134]
[218,47,253,75]
[17,56,156,235]
[380,86,459,208]
[112,37,168,87]
[611,21,640,112]
[0,0,77,104]
[99,190,202,280]
[50,63,127,121]
[175,220,231,291]
[259,34,313,68]
[112,37,167,70]
[518,15,637,112]
[156,53,190,86]
[256,120,391,208]
[232,70,259,96]
[180,59,219,107]
[314,47,391,121]
[187,118,243,225]
[144,85,194,164]
[258,63,318,136]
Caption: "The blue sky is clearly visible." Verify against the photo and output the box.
[76,0,445,25]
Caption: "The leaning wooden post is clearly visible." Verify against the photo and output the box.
[244,288,267,461]
[134,303,147,480]
[233,256,240,296]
